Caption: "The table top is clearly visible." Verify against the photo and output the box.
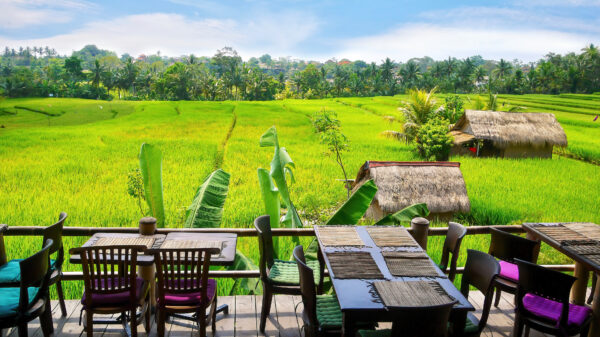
[314,225,474,313]
[70,232,237,266]
[523,222,600,272]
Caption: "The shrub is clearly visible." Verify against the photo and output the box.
[441,95,464,123]
[416,117,454,161]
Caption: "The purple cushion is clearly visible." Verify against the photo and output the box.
[159,279,216,306]
[82,277,146,307]
[499,260,519,282]
[523,293,591,327]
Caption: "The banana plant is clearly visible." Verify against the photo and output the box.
[258,168,281,257]
[139,143,166,228]
[375,203,430,226]
[185,169,230,228]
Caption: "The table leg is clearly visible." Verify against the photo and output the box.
[571,261,589,305]
[342,312,355,337]
[588,272,600,337]
[450,311,467,337]
[139,265,156,308]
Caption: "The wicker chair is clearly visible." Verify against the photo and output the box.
[438,222,467,282]
[151,247,220,337]
[488,228,539,307]
[71,245,151,337]
[255,215,324,332]
[513,259,592,337]
[0,239,54,337]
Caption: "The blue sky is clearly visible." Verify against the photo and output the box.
[0,0,599,62]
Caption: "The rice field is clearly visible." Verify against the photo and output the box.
[1,95,599,297]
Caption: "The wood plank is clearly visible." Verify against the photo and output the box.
[57,301,85,337]
[7,301,59,337]
[273,295,300,337]
[254,295,278,337]
[166,313,194,337]
[234,295,258,337]
[32,299,80,337]
[290,296,305,336]
[215,296,235,337]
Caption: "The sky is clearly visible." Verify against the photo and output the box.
[0,0,599,63]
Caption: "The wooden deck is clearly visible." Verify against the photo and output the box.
[6,291,591,337]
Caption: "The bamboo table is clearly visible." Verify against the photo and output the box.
[314,225,474,337]
[522,222,600,337]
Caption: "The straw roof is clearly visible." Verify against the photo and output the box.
[353,161,470,214]
[451,110,567,148]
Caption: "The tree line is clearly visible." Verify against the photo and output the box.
[1,44,598,100]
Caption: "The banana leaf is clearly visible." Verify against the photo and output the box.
[139,143,166,228]
[375,203,430,226]
[227,250,261,295]
[325,180,378,225]
[259,126,302,228]
[184,169,230,228]
[258,168,280,257]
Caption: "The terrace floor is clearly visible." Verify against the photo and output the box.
[7,291,590,337]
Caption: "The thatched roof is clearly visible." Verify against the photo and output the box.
[352,161,470,214]
[451,110,567,148]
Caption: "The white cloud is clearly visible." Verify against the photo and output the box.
[0,0,96,29]
[0,12,320,58]
[337,23,597,62]
[512,0,600,7]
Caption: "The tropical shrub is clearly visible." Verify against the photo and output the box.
[399,87,443,142]
[416,118,454,161]
[441,95,464,123]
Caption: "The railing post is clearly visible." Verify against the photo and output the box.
[138,217,157,307]
[139,217,157,235]
[410,217,430,251]
[0,224,7,266]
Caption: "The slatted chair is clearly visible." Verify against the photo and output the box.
[513,259,592,337]
[0,213,68,316]
[0,239,54,337]
[71,245,151,337]
[151,247,220,337]
[488,228,539,307]
[438,222,467,282]
[450,249,500,337]
[357,301,457,337]
[255,215,324,332]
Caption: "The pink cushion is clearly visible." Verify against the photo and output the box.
[523,293,591,327]
[82,277,146,307]
[499,260,519,282]
[160,279,216,306]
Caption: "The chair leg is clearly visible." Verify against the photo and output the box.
[55,279,67,317]
[157,310,166,337]
[588,273,596,305]
[130,309,137,337]
[198,309,207,337]
[40,298,54,337]
[260,287,273,333]
[86,310,94,337]
[211,297,217,335]
[524,326,530,337]
[494,287,502,308]
[512,314,524,337]
[144,301,151,334]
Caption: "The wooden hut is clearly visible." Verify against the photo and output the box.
[352,161,470,221]
[449,110,567,158]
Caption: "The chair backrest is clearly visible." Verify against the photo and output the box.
[254,215,275,278]
[293,245,318,331]
[439,222,467,281]
[388,300,457,337]
[515,259,576,328]
[151,247,217,306]
[461,249,500,332]
[71,245,146,308]
[488,228,539,263]
[19,239,53,314]
[42,212,67,270]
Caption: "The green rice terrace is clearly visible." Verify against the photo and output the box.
[1,94,600,298]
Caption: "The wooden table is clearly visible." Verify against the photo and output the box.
[163,232,237,266]
[69,232,166,265]
[314,225,474,337]
[522,222,600,337]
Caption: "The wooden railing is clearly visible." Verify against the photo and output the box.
[1,224,575,281]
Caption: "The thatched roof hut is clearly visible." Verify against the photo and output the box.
[352,161,470,221]
[450,110,567,158]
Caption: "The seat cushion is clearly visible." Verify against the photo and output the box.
[358,329,390,337]
[499,260,519,282]
[81,277,146,307]
[268,259,320,286]
[159,279,216,306]
[316,294,342,329]
[464,313,480,334]
[0,259,58,285]
[523,293,592,327]
[0,287,39,318]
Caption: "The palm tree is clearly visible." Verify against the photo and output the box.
[400,61,420,89]
[399,87,442,142]
[91,59,103,90]
[493,59,512,80]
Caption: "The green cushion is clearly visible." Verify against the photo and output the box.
[0,259,57,285]
[358,329,390,337]
[0,287,39,318]
[316,294,342,329]
[268,259,320,286]
[464,314,479,334]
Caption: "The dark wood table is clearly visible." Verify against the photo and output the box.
[315,225,474,337]
[163,232,237,266]
[69,233,166,266]
[522,222,600,337]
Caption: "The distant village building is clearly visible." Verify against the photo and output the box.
[352,161,470,222]
[450,110,567,158]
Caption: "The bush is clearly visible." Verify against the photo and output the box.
[441,95,464,123]
[416,117,453,161]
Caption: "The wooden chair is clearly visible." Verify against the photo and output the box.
[151,247,220,337]
[0,239,54,337]
[438,222,467,282]
[71,245,151,337]
[255,215,324,332]
[488,228,539,307]
[451,249,500,337]
[357,301,457,337]
[513,259,592,337]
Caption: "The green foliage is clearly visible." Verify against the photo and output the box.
[226,251,260,295]
[126,168,145,216]
[375,203,430,226]
[441,95,464,123]
[139,143,166,228]
[325,180,378,225]
[184,169,230,228]
[416,118,454,161]
[400,87,442,142]
[257,168,281,256]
